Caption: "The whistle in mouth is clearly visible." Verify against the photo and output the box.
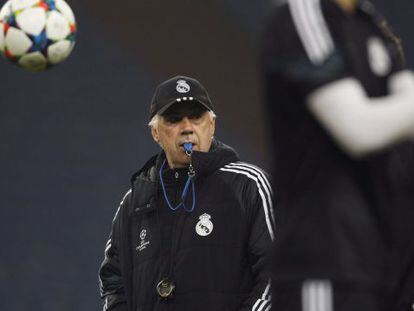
[183,142,193,155]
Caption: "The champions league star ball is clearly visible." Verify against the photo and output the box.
[0,0,76,71]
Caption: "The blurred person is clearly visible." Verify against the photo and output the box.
[261,0,414,310]
[387,141,414,310]
[98,75,275,311]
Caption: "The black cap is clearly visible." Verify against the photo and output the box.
[150,75,214,119]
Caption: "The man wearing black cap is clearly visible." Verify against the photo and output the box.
[99,75,275,311]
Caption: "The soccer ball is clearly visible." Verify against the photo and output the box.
[0,0,76,71]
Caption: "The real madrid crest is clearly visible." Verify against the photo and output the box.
[176,79,191,93]
[367,36,391,77]
[195,213,213,236]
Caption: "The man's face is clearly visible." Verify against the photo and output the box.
[151,102,215,168]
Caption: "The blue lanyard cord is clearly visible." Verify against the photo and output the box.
[181,180,195,212]
[159,159,196,212]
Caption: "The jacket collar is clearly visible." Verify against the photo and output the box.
[131,139,240,185]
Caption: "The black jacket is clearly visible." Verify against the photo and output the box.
[99,140,275,311]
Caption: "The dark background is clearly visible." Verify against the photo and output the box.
[1,0,413,310]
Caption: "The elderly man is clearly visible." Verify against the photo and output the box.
[99,75,274,311]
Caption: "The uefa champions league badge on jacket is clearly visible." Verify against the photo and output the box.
[367,36,391,77]
[176,80,191,93]
[136,229,150,252]
[195,213,213,236]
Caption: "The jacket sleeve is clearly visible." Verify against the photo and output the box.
[98,190,131,311]
[238,170,275,311]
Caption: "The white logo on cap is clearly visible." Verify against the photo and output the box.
[176,80,191,93]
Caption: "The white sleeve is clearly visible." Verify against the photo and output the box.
[306,70,414,158]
